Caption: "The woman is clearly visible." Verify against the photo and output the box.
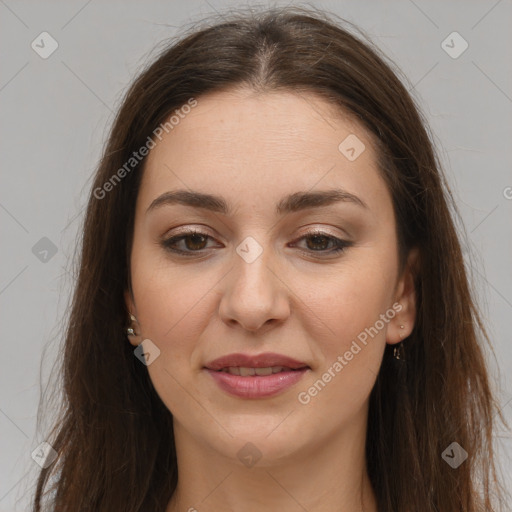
[33,5,508,511]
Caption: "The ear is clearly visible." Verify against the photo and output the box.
[387,246,420,345]
[124,288,135,317]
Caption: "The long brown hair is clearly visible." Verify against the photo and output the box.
[32,5,509,511]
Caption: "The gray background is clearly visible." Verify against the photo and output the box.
[1,0,511,510]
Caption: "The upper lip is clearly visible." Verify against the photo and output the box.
[204,352,309,371]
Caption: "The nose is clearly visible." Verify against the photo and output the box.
[218,248,290,333]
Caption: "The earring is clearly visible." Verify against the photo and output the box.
[126,314,139,338]
[394,325,405,360]
[393,342,405,360]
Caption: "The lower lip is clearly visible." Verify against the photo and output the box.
[205,368,308,398]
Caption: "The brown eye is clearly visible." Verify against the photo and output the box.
[161,230,214,255]
[291,231,352,257]
[161,229,351,258]
[182,233,208,251]
[305,234,332,251]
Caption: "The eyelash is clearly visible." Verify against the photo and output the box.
[160,228,352,258]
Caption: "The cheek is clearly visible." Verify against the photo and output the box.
[302,257,397,352]
[294,253,398,412]
[129,254,218,416]
[295,277,390,421]
[130,239,227,373]
[132,262,214,349]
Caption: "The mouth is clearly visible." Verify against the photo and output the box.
[204,352,309,371]
[214,366,307,376]
[203,353,310,398]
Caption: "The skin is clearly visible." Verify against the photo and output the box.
[125,88,418,512]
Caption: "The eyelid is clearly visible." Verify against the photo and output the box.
[162,224,215,237]
[293,224,348,240]
[163,223,347,242]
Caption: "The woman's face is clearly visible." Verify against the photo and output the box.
[126,88,416,463]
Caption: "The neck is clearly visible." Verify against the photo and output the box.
[166,411,378,512]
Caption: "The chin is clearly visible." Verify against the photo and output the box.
[205,420,311,467]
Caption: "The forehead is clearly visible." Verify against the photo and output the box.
[137,88,390,218]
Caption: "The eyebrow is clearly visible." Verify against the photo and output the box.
[146,188,368,216]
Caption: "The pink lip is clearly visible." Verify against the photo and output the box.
[204,352,310,399]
